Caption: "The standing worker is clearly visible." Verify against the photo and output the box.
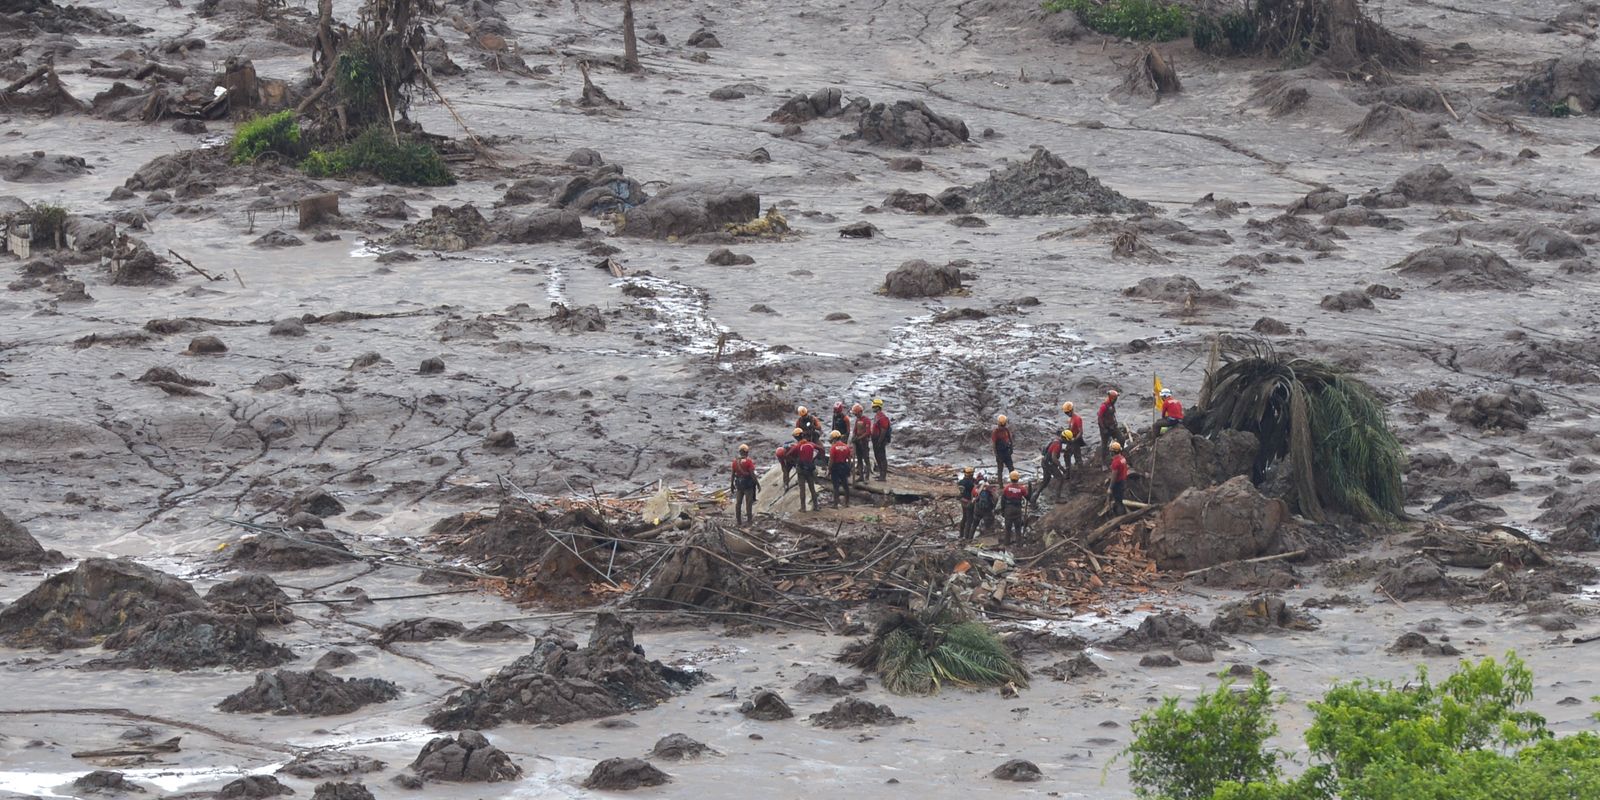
[851,402,873,484]
[871,398,891,481]
[1000,470,1029,547]
[831,402,850,438]
[775,441,795,490]
[992,414,1014,480]
[792,428,820,511]
[1108,441,1130,516]
[795,406,822,443]
[1097,390,1121,465]
[828,430,854,507]
[730,444,758,526]
[1034,430,1072,507]
[1061,401,1085,475]
[956,466,978,541]
[1156,388,1185,436]
[974,473,998,537]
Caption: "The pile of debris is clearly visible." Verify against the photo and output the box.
[962,150,1153,216]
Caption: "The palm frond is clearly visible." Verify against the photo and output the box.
[839,614,1028,696]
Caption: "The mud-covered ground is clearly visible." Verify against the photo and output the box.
[5,0,1600,795]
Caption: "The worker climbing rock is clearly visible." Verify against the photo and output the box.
[796,405,822,443]
[831,402,850,439]
[1034,430,1072,507]
[1108,441,1130,516]
[730,444,758,526]
[792,428,820,511]
[871,398,891,481]
[1097,390,1121,465]
[1156,388,1185,436]
[974,473,998,537]
[775,441,795,490]
[956,466,978,541]
[992,414,1014,479]
[828,430,853,508]
[851,402,873,484]
[1000,470,1029,547]
[1061,401,1085,474]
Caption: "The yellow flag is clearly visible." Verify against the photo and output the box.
[1153,375,1164,412]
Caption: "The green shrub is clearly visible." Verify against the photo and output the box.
[1125,671,1281,799]
[301,127,455,186]
[29,202,69,247]
[230,110,303,164]
[1044,0,1190,42]
[839,610,1029,696]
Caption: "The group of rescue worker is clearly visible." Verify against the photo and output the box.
[728,387,1188,544]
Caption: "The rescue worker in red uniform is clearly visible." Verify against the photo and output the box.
[851,403,873,484]
[956,466,978,541]
[1000,470,1029,547]
[1108,441,1130,515]
[1156,388,1185,436]
[729,444,758,526]
[974,473,998,536]
[795,406,822,443]
[830,402,850,439]
[992,414,1014,480]
[1034,430,1072,508]
[792,428,820,511]
[870,398,891,481]
[828,431,854,507]
[1061,401,1085,474]
[775,442,794,490]
[1097,390,1121,465]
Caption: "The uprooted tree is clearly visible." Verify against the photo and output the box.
[1192,0,1419,74]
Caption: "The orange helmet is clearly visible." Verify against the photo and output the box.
[1107,390,1120,400]
[792,427,805,438]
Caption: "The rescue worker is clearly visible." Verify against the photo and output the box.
[974,473,998,536]
[730,444,758,526]
[775,441,794,490]
[792,427,820,511]
[795,406,822,443]
[1156,388,1185,436]
[1000,470,1029,547]
[956,466,978,541]
[828,430,853,507]
[1034,429,1072,507]
[1061,401,1085,474]
[1108,441,1130,516]
[871,398,891,481]
[992,414,1014,479]
[851,402,873,484]
[830,402,850,438]
[1097,389,1121,465]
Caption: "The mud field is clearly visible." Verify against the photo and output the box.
[5,0,1600,796]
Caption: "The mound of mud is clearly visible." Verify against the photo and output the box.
[72,770,145,795]
[217,775,293,799]
[808,697,910,728]
[637,530,771,613]
[1148,476,1287,572]
[767,87,852,124]
[388,204,496,252]
[1123,274,1237,312]
[287,488,345,518]
[849,99,968,148]
[0,558,205,648]
[1447,387,1544,431]
[0,152,88,182]
[966,149,1150,216]
[1100,611,1228,651]
[883,259,963,298]
[1209,593,1319,634]
[1536,490,1600,551]
[423,614,702,730]
[309,782,373,800]
[278,751,385,779]
[89,610,294,671]
[992,759,1043,782]
[652,733,714,760]
[0,509,65,569]
[219,669,400,716]
[1392,246,1530,291]
[618,184,760,239]
[1496,56,1600,116]
[1376,558,1462,601]
[205,574,294,625]
[409,731,522,783]
[1390,164,1476,205]
[228,528,358,571]
[1039,651,1103,680]
[1346,104,1455,150]
[583,758,669,790]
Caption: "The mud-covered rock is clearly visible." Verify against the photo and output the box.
[882,188,950,215]
[991,759,1043,782]
[1140,654,1180,667]
[184,335,228,354]
[0,558,206,649]
[1252,317,1294,335]
[364,194,410,220]
[1289,186,1348,214]
[883,259,962,298]
[423,614,702,729]
[583,758,669,790]
[376,617,466,644]
[792,672,864,696]
[1209,593,1319,634]
[1515,225,1585,261]
[1321,289,1375,311]
[1388,631,1462,656]
[500,209,583,243]
[459,621,528,642]
[739,688,793,720]
[686,28,721,47]
[1377,558,1463,601]
[706,247,755,266]
[390,204,496,251]
[1536,489,1600,551]
[1101,611,1228,651]
[315,647,360,670]
[1142,428,1258,503]
[269,318,307,337]
[278,752,385,780]
[205,574,294,625]
[73,771,145,795]
[287,488,345,518]
[1495,56,1600,116]
[966,149,1151,216]
[618,185,760,239]
[1390,164,1476,204]
[310,782,374,800]
[850,99,968,148]
[409,730,521,783]
[651,733,714,760]
[808,697,910,728]
[1447,387,1544,431]
[219,669,399,715]
[1038,651,1103,680]
[1123,274,1236,309]
[217,775,294,799]
[1175,641,1216,663]
[0,509,65,569]
[1148,477,1288,572]
[1392,245,1531,291]
[228,528,358,571]
[89,610,294,671]
[766,88,846,124]
[252,230,304,248]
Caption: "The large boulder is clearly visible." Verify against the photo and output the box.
[1142,428,1258,503]
[1147,476,1288,571]
[549,164,647,214]
[618,184,759,239]
[500,209,583,243]
[583,758,669,790]
[883,259,962,298]
[851,99,968,148]
[1392,245,1531,291]
[0,558,206,648]
[408,731,522,783]
[0,510,65,569]
[219,670,400,715]
[88,610,294,671]
[1390,164,1476,204]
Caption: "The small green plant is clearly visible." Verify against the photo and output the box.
[230,110,303,164]
[1548,99,1573,118]
[1124,671,1281,799]
[301,127,455,186]
[840,609,1029,695]
[1044,0,1191,42]
[28,202,69,247]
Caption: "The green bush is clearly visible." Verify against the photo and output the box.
[1193,12,1257,55]
[230,110,303,164]
[301,127,455,186]
[29,202,69,247]
[1125,671,1281,799]
[1044,0,1191,42]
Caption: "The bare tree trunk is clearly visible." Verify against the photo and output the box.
[1324,0,1362,70]
[621,0,641,73]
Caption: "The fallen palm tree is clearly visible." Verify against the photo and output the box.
[1195,336,1404,523]
[839,600,1027,696]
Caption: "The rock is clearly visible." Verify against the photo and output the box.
[0,509,65,569]
[1039,651,1103,680]
[566,148,605,166]
[388,204,496,251]
[1253,317,1293,335]
[739,688,793,720]
[269,318,307,337]
[766,88,846,124]
[309,782,374,800]
[1321,289,1375,311]
[1123,274,1235,309]
[500,209,583,243]
[1377,558,1462,601]
[254,372,300,391]
[376,617,466,644]
[0,152,89,183]
[883,259,962,298]
[1290,186,1348,214]
[1148,476,1288,572]
[88,610,294,671]
[1393,245,1531,291]
[1536,489,1600,551]
[484,430,516,450]
[289,488,345,518]
[618,185,760,239]
[882,188,949,215]
[1388,631,1462,656]
[1515,225,1585,261]
[184,335,227,355]
[73,771,145,795]
[217,775,294,799]
[949,214,988,228]
[1209,593,1320,634]
[808,697,910,728]
[707,247,755,266]
[424,614,703,729]
[792,673,861,696]
[1495,56,1600,117]
[990,759,1042,782]
[888,156,923,171]
[0,558,206,649]
[1102,611,1227,652]
[1174,641,1215,663]
[219,669,400,715]
[1366,283,1402,299]
[583,758,669,790]
[851,99,968,148]
[409,730,522,783]
[205,574,294,625]
[279,751,385,779]
[1447,387,1544,431]
[364,194,410,220]
[418,356,445,374]
[1139,654,1180,667]
[252,229,304,248]
[744,147,771,163]
[348,352,384,370]
[965,149,1152,216]
[651,733,713,760]
[709,86,746,100]
[839,221,879,238]
[1143,428,1258,504]
[459,622,528,642]
[1390,164,1476,204]
[686,28,721,47]
[550,303,606,332]
[315,647,360,670]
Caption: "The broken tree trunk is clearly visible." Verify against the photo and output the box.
[621,0,641,73]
